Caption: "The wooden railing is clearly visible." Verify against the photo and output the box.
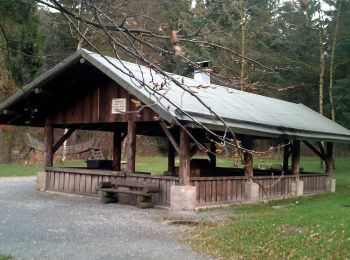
[255,175,295,199]
[191,176,246,205]
[45,167,125,196]
[300,174,328,194]
[45,168,329,206]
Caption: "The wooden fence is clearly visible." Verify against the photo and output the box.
[45,167,329,206]
[300,174,328,194]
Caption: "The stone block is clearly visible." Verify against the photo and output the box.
[36,172,47,191]
[291,180,304,196]
[170,185,197,211]
[326,178,336,192]
[244,181,259,202]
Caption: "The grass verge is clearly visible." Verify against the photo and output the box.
[187,157,350,259]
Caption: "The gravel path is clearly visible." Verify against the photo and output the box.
[0,177,210,260]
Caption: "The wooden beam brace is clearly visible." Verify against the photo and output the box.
[303,141,326,161]
[53,128,76,154]
[159,121,180,154]
[317,141,326,158]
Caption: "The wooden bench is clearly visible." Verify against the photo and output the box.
[96,180,159,208]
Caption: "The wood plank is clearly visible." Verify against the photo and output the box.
[85,175,92,193]
[227,180,232,201]
[75,174,81,193]
[91,176,98,194]
[69,173,75,191]
[54,172,59,190]
[222,180,228,201]
[200,181,206,204]
[206,181,212,203]
[212,181,217,202]
[49,172,55,189]
[80,174,86,193]
[217,180,222,202]
[236,180,242,200]
[59,172,65,190]
[64,173,70,191]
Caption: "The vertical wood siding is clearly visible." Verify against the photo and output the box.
[45,168,329,206]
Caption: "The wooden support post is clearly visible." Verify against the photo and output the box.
[113,130,122,171]
[44,124,54,168]
[292,140,301,180]
[126,120,136,173]
[208,142,216,168]
[283,140,290,173]
[325,142,334,177]
[242,136,253,181]
[179,127,190,186]
[168,141,176,174]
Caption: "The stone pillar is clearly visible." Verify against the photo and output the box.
[326,178,336,192]
[170,185,197,211]
[36,171,47,191]
[244,182,259,202]
[291,180,304,196]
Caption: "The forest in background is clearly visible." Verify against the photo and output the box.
[0,0,350,163]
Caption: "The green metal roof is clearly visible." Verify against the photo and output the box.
[1,48,350,143]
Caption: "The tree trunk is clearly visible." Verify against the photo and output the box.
[329,0,342,122]
[239,0,246,91]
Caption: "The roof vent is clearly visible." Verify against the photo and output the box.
[193,61,212,84]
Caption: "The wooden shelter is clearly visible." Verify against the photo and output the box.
[1,49,350,209]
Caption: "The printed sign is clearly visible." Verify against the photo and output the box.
[111,98,126,114]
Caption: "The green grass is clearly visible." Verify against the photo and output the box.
[187,157,350,259]
[0,254,13,260]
